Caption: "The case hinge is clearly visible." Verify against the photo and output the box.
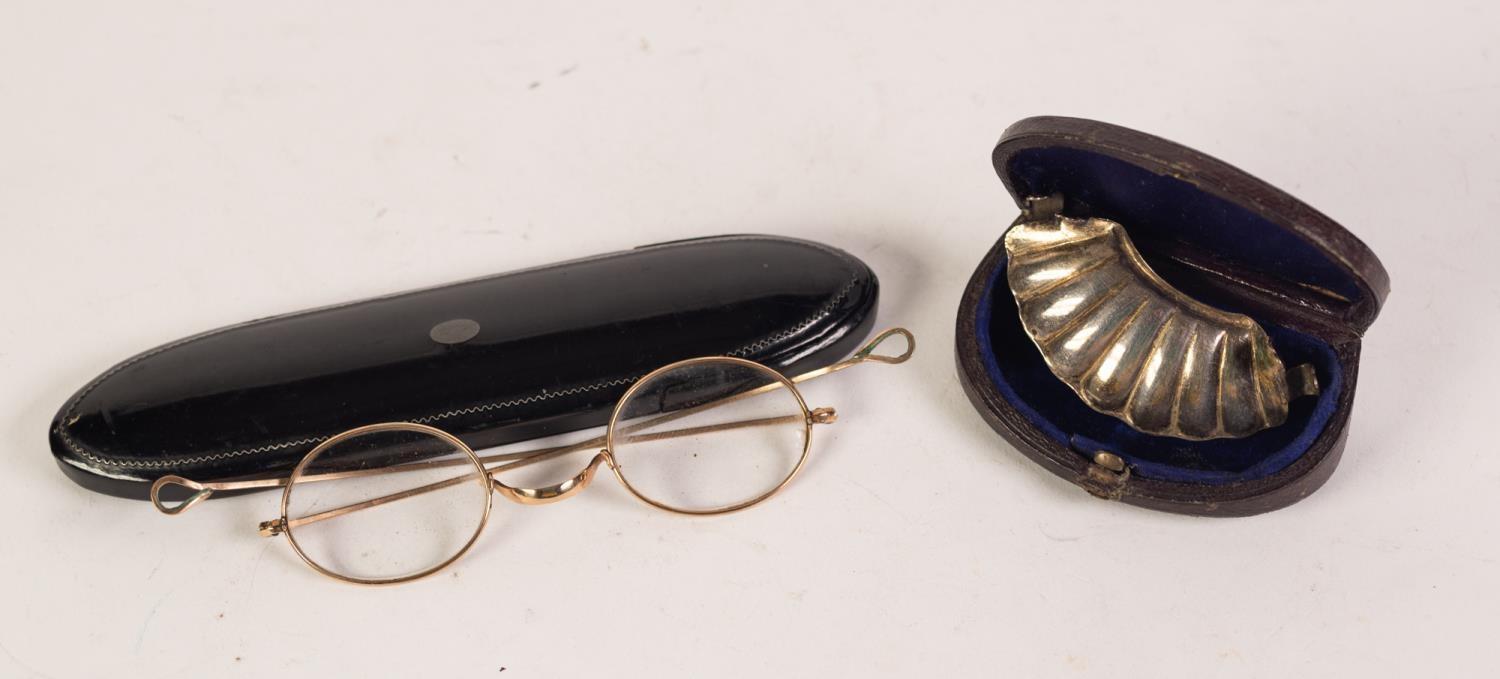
[1079,451,1131,501]
[1019,193,1066,222]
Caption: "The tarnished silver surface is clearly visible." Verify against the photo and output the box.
[1004,214,1309,440]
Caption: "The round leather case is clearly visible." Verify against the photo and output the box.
[955,116,1390,516]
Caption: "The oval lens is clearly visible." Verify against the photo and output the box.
[609,359,810,513]
[283,425,491,584]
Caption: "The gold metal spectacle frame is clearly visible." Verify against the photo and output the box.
[150,327,915,585]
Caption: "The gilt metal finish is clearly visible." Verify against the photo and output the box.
[150,327,915,586]
[1004,212,1313,440]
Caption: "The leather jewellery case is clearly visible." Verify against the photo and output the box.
[51,235,878,500]
[955,116,1391,516]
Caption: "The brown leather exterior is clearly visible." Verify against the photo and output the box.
[957,116,1386,516]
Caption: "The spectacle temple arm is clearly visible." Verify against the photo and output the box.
[284,413,815,530]
[149,412,812,522]
[150,327,915,524]
[788,327,915,385]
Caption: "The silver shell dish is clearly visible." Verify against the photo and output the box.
[1004,215,1312,440]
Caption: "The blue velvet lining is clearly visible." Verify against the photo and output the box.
[976,147,1353,485]
[1008,148,1363,302]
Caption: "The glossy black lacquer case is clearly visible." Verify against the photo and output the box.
[51,235,879,500]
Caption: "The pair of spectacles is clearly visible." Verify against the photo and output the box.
[150,327,914,585]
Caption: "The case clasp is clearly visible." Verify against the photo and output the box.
[1080,451,1130,501]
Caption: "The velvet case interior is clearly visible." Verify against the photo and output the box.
[974,146,1362,485]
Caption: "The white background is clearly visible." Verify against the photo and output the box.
[2,2,1496,677]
